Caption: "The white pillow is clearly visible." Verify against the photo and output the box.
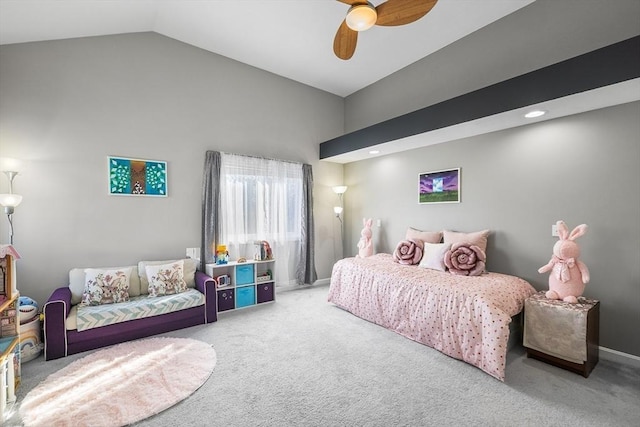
[418,242,452,272]
[145,260,187,297]
[138,258,197,295]
[69,265,139,305]
[80,267,133,306]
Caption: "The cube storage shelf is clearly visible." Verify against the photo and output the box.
[206,260,275,313]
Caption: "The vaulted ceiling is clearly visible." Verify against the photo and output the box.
[1,0,639,163]
[0,0,535,96]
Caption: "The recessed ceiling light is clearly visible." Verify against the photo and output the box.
[524,110,546,118]
[369,150,380,154]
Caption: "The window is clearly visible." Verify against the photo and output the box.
[219,153,304,285]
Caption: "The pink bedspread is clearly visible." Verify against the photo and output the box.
[327,254,536,381]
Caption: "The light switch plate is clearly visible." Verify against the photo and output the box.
[551,224,559,237]
[186,247,200,259]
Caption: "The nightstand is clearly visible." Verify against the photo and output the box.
[523,291,599,377]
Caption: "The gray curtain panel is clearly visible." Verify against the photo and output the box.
[298,163,317,285]
[201,151,221,271]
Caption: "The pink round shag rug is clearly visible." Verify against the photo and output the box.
[19,337,216,427]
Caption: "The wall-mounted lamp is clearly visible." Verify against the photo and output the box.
[0,170,23,245]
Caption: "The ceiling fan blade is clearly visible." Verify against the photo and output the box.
[375,0,438,26]
[336,0,368,5]
[333,20,358,60]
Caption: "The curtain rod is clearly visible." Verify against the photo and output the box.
[219,151,303,166]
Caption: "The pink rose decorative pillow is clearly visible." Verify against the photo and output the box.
[393,239,424,265]
[444,242,486,276]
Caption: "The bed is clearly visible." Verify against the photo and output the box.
[327,253,537,381]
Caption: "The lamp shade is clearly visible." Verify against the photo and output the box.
[0,193,22,208]
[332,185,348,194]
[334,206,343,215]
[346,4,377,31]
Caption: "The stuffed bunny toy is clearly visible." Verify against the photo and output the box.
[538,220,590,303]
[356,218,373,258]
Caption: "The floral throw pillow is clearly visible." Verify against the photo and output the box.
[80,267,132,306]
[145,260,187,297]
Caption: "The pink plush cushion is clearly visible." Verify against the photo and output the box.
[419,242,452,272]
[444,242,486,276]
[393,239,424,265]
[443,229,490,254]
[406,227,443,244]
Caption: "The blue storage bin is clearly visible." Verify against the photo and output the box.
[235,264,255,285]
[236,285,256,308]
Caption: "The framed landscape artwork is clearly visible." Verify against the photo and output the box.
[108,156,167,197]
[419,168,460,204]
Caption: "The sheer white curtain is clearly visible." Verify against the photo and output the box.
[219,153,303,286]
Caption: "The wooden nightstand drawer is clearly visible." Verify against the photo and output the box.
[524,292,599,377]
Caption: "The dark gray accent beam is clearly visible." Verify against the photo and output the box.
[319,36,640,160]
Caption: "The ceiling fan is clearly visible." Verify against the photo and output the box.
[334,0,438,60]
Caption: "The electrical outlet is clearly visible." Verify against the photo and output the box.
[376,219,381,228]
[551,225,559,237]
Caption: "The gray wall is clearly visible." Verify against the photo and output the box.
[1,1,638,361]
[0,32,345,306]
[345,0,640,133]
[339,0,640,359]
[343,102,640,357]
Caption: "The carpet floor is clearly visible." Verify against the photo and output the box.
[7,284,640,426]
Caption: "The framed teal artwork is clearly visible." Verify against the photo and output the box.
[108,156,167,196]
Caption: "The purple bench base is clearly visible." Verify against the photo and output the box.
[44,270,217,361]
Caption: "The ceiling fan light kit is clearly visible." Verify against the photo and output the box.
[334,0,439,60]
[346,4,378,31]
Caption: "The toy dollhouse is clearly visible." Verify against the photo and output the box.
[0,244,20,420]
